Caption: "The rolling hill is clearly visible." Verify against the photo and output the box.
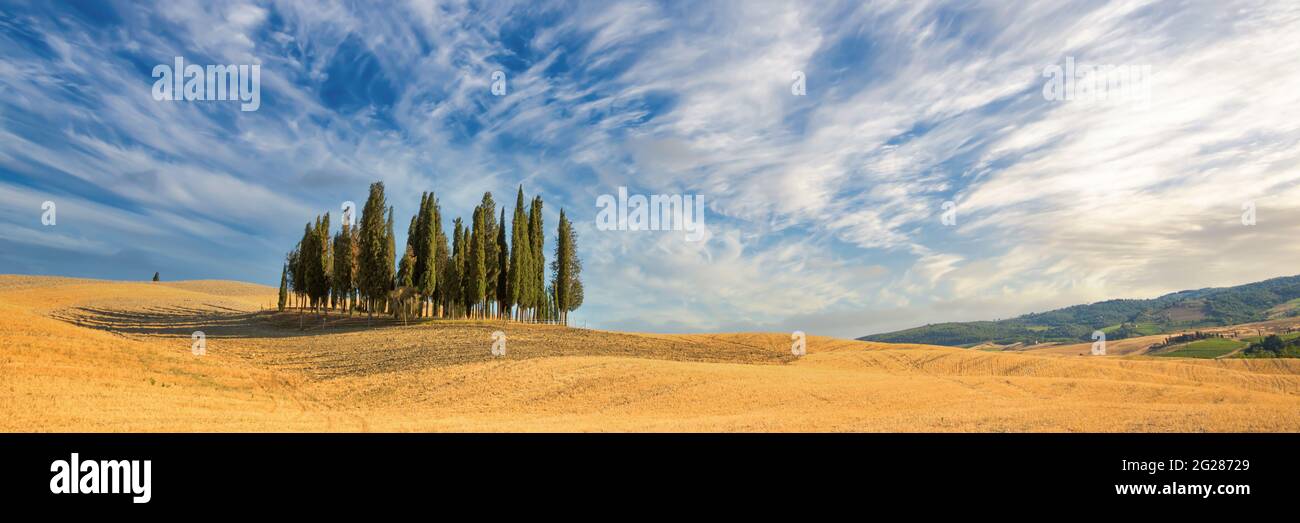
[3,275,1300,431]
[860,275,1300,347]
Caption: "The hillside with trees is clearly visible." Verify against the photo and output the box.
[1242,334,1300,358]
[861,275,1300,346]
[280,182,583,326]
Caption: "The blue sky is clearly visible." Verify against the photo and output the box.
[1,0,1298,338]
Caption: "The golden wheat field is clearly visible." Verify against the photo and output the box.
[2,275,1299,432]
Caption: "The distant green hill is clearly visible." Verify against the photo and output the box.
[859,275,1300,346]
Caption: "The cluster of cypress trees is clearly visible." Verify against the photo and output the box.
[277,182,582,325]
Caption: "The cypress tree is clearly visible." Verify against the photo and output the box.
[495,207,509,319]
[357,182,391,320]
[544,284,557,322]
[449,217,464,318]
[294,223,311,309]
[508,186,529,320]
[407,211,420,273]
[527,196,544,321]
[303,220,316,310]
[396,246,417,322]
[348,224,360,314]
[551,209,583,325]
[458,221,471,318]
[304,218,321,311]
[301,217,319,313]
[433,200,449,317]
[479,193,498,318]
[332,223,354,313]
[398,242,416,289]
[406,199,423,317]
[287,246,301,309]
[314,213,332,315]
[416,193,439,317]
[383,208,396,313]
[469,204,487,318]
[277,263,289,311]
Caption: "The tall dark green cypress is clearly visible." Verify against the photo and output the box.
[433,199,449,317]
[407,194,428,317]
[508,186,529,320]
[395,242,416,322]
[479,193,498,317]
[303,218,322,311]
[416,193,439,317]
[468,204,487,318]
[277,263,289,311]
[314,213,332,314]
[332,223,354,312]
[293,223,311,308]
[495,207,509,319]
[449,217,464,318]
[527,196,544,320]
[458,221,471,318]
[383,208,395,312]
[406,212,419,294]
[286,248,300,309]
[357,182,391,319]
[399,243,415,288]
[410,194,429,286]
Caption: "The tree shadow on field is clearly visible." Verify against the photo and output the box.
[49,306,797,376]
[50,305,415,340]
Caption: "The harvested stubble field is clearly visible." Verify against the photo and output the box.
[3,275,1299,432]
